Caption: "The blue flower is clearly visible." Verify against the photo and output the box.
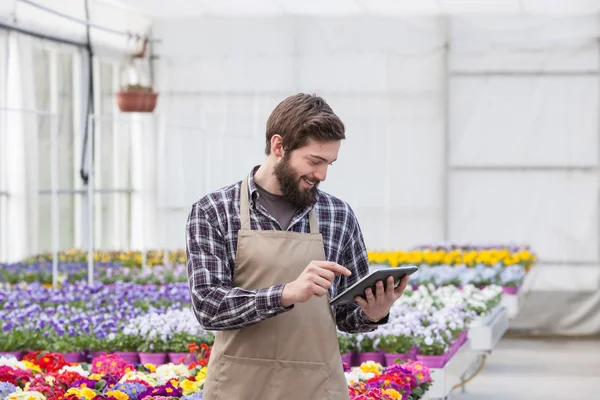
[0,382,18,400]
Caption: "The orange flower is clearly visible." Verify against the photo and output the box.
[187,343,199,353]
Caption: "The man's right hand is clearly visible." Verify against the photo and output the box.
[281,261,351,307]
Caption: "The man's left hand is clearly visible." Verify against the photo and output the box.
[355,275,410,322]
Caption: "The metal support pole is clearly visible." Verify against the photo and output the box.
[50,115,59,288]
[87,114,94,285]
[442,20,450,241]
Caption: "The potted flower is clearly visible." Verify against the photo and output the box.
[378,333,415,366]
[167,332,201,364]
[116,48,158,113]
[354,332,384,366]
[415,331,448,368]
[108,332,142,364]
[337,333,357,366]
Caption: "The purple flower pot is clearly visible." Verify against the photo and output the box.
[384,353,407,366]
[62,352,85,363]
[502,286,519,295]
[416,354,447,368]
[341,352,354,366]
[409,346,418,359]
[0,352,23,360]
[88,351,111,361]
[168,352,195,364]
[139,352,167,366]
[355,352,385,366]
[115,352,140,364]
[459,331,468,344]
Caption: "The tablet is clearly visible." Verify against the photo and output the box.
[329,266,418,307]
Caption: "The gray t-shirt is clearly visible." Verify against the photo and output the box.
[255,183,298,231]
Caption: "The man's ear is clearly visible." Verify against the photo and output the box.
[271,135,284,158]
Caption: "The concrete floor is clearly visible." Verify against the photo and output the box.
[453,338,600,400]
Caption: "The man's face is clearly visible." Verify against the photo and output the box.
[274,138,341,207]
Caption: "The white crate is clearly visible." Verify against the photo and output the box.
[427,340,480,400]
[468,305,509,352]
[501,289,525,319]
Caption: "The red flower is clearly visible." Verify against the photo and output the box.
[22,351,68,373]
[0,366,34,387]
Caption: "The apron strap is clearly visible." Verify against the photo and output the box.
[240,176,251,230]
[308,209,319,234]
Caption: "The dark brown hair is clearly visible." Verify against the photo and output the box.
[265,93,345,155]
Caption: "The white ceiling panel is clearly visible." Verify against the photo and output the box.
[362,0,441,15]
[279,0,364,15]
[116,0,600,19]
[438,0,522,14]
[520,0,600,15]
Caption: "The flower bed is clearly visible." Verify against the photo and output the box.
[407,264,526,291]
[339,284,503,369]
[0,351,207,400]
[0,282,213,356]
[368,247,536,270]
[0,352,431,400]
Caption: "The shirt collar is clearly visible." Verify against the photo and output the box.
[246,165,321,209]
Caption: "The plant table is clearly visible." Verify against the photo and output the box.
[468,305,509,352]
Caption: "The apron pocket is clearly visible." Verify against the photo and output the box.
[213,354,338,400]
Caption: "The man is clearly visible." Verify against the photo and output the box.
[186,93,409,400]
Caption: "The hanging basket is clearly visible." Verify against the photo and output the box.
[117,41,158,113]
[116,87,158,113]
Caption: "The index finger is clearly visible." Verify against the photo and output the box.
[314,261,352,277]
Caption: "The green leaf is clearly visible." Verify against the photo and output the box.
[95,379,107,391]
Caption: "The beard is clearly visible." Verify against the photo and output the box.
[273,154,320,208]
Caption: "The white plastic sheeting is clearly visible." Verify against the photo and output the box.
[152,13,600,334]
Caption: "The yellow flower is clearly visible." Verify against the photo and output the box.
[79,388,97,400]
[180,379,201,395]
[106,391,129,400]
[88,374,102,380]
[144,363,156,372]
[382,389,401,399]
[358,361,382,374]
[21,361,41,373]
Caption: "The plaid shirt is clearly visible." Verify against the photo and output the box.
[186,166,386,333]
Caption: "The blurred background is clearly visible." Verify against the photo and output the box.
[1,1,600,398]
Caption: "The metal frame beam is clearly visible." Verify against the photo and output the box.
[450,70,599,77]
[449,165,598,172]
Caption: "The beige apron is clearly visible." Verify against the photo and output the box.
[201,177,349,400]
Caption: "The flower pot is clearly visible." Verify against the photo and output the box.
[384,353,408,366]
[139,352,167,366]
[62,352,85,363]
[416,354,447,368]
[355,351,384,366]
[116,91,158,113]
[168,352,195,364]
[341,352,354,366]
[115,352,140,364]
[88,351,111,361]
[409,346,418,360]
[0,351,23,360]
[502,286,519,295]
[458,331,468,345]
